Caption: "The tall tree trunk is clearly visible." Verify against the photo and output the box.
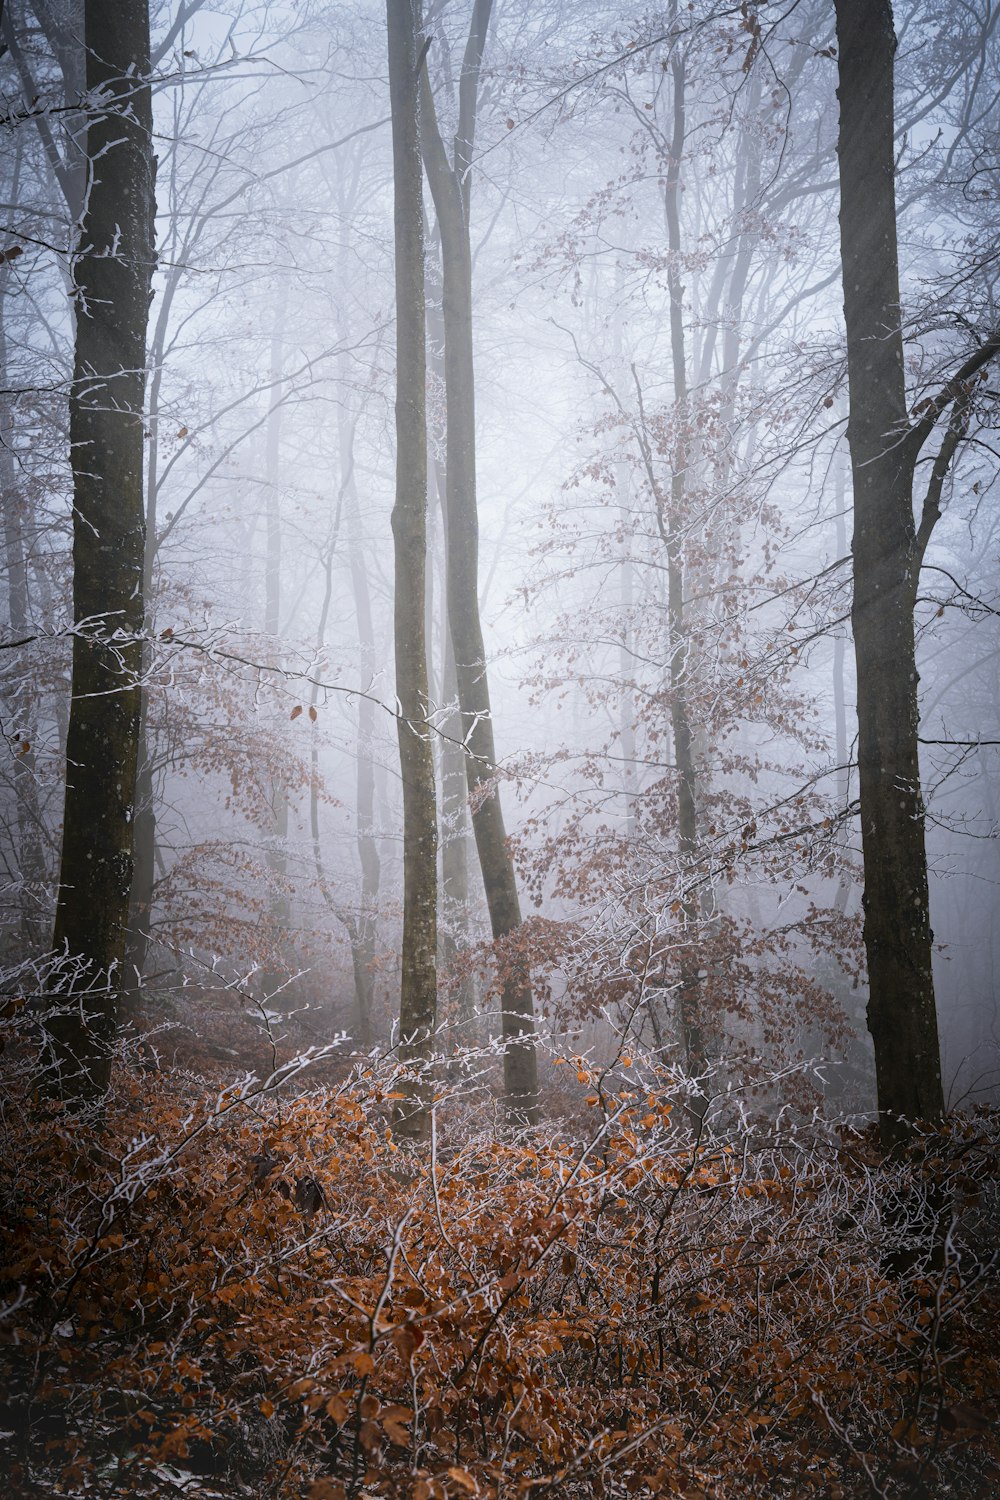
[125,258,185,1017]
[260,298,290,997]
[1,432,47,952]
[439,630,477,1028]
[427,269,477,1033]
[660,41,706,1089]
[309,395,381,1051]
[337,199,382,1049]
[0,139,47,949]
[831,448,854,917]
[834,0,943,1147]
[49,0,155,1099]
[347,512,381,1050]
[387,0,438,1137]
[421,0,539,1123]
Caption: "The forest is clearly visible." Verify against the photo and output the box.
[1,0,999,1493]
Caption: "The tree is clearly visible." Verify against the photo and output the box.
[47,0,156,1098]
[420,0,539,1122]
[387,0,438,1136]
[834,0,999,1147]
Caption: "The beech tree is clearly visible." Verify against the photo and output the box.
[2,5,1000,1486]
[834,0,1000,1147]
[47,0,155,1098]
[420,0,539,1121]
[387,0,438,1135]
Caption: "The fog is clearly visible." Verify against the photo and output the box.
[1,0,998,1113]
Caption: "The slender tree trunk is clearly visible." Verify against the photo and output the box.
[48,0,155,1099]
[661,43,706,1088]
[834,0,943,1147]
[124,260,183,1017]
[348,523,381,1050]
[260,298,290,997]
[611,298,638,840]
[1,441,47,951]
[387,0,438,1137]
[617,545,639,839]
[421,0,539,1122]
[831,449,855,919]
[427,271,477,1031]
[439,632,477,1027]
[337,399,382,1048]
[309,484,379,1050]
[0,149,47,948]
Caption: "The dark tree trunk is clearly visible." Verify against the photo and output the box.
[48,0,155,1099]
[834,0,943,1147]
[421,0,539,1123]
[387,0,438,1137]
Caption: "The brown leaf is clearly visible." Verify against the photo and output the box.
[447,1470,479,1494]
[324,1393,348,1423]
[381,1404,412,1445]
[290,705,303,720]
[391,1323,424,1361]
[308,705,317,722]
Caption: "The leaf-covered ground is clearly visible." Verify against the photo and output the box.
[2,1044,998,1498]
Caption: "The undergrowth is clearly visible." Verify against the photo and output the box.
[1,1034,998,1498]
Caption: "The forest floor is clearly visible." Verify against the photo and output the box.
[1,1031,998,1498]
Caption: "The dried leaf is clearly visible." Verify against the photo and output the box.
[447,1469,479,1494]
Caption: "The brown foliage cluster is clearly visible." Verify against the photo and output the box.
[1,1046,998,1499]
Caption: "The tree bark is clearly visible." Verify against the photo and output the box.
[427,265,477,1033]
[0,139,48,949]
[309,477,379,1051]
[660,44,706,1087]
[439,629,477,1029]
[260,297,291,998]
[124,255,185,1018]
[387,0,438,1137]
[834,0,943,1147]
[420,0,539,1123]
[48,0,155,1099]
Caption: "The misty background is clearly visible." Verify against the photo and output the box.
[1,0,997,1111]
